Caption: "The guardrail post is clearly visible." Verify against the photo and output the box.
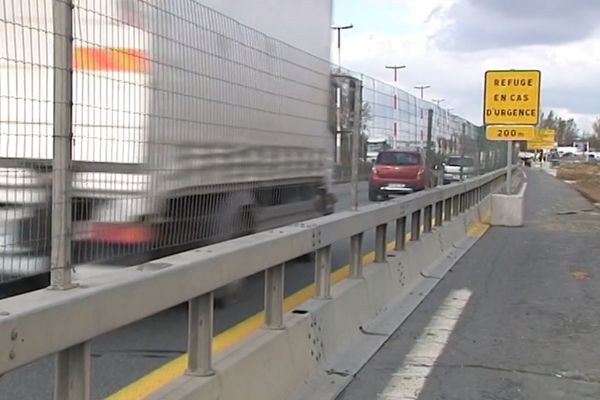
[435,201,443,227]
[350,233,363,278]
[395,217,406,251]
[265,264,285,329]
[443,198,451,222]
[423,205,433,233]
[375,224,387,262]
[452,195,460,216]
[460,193,466,213]
[315,246,332,299]
[411,210,421,241]
[55,342,90,400]
[186,293,215,376]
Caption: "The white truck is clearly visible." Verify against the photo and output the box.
[0,0,346,279]
[366,136,391,163]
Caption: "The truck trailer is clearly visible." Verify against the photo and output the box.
[0,0,348,280]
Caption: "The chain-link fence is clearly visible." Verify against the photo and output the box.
[0,0,508,289]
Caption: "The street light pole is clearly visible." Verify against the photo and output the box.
[432,98,445,107]
[386,65,406,148]
[385,64,406,83]
[331,24,354,68]
[414,84,430,99]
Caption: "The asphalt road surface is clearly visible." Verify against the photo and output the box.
[339,170,600,400]
[0,181,409,400]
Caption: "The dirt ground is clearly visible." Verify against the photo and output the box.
[556,163,600,205]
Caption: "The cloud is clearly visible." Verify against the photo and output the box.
[433,0,600,52]
[334,0,600,132]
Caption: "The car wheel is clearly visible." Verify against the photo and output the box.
[368,188,379,201]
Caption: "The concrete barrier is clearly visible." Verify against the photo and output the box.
[491,182,527,227]
[149,198,493,400]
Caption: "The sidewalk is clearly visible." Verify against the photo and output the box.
[337,170,600,400]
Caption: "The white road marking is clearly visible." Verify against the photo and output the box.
[378,288,472,400]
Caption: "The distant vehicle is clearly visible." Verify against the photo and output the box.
[557,147,580,157]
[366,136,392,164]
[368,149,432,201]
[443,156,477,184]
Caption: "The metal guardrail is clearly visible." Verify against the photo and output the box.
[0,168,507,399]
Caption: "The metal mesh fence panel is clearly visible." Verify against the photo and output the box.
[0,0,54,284]
[0,0,507,287]
[0,0,335,285]
[333,66,508,187]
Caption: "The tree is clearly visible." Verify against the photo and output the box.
[538,110,580,145]
[589,116,600,150]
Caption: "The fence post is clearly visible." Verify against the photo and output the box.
[52,1,85,399]
[350,79,362,211]
[51,0,74,290]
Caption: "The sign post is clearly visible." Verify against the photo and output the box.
[506,142,512,193]
[483,70,541,194]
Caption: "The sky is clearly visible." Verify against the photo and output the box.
[332,0,600,134]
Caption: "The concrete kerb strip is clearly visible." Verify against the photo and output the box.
[149,201,492,400]
[491,181,527,227]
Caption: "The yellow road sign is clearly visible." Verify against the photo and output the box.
[528,128,555,149]
[484,70,541,125]
[486,125,536,141]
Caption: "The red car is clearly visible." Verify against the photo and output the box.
[368,149,429,201]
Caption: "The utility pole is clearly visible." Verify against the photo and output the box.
[331,24,353,69]
[386,65,405,148]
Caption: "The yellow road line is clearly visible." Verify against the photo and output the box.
[107,212,488,399]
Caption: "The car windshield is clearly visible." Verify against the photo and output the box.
[446,157,474,167]
[376,152,420,166]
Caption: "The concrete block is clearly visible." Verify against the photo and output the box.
[491,183,527,227]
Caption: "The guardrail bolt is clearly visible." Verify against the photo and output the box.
[10,329,18,341]
[9,349,15,360]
